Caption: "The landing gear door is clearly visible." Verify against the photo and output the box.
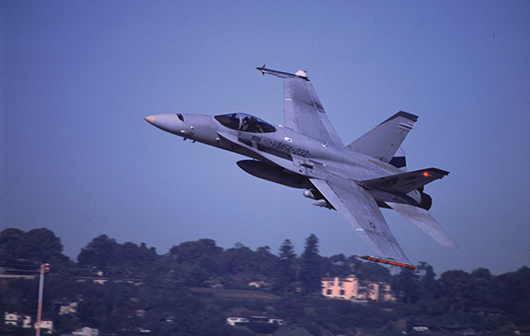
[292,155,310,175]
[293,156,327,179]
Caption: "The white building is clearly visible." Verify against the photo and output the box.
[226,317,249,326]
[72,326,100,336]
[248,281,269,288]
[226,316,284,327]
[321,274,395,302]
[59,302,78,315]
[4,312,31,328]
[34,320,54,334]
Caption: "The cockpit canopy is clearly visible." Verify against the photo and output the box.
[215,113,276,133]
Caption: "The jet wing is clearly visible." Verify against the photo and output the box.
[258,66,344,147]
[283,78,344,147]
[310,178,410,263]
[360,168,450,195]
[386,202,457,249]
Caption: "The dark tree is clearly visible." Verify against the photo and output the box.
[0,228,69,264]
[418,262,440,300]
[274,239,298,293]
[439,270,476,313]
[471,267,494,308]
[0,228,25,260]
[393,267,421,304]
[219,243,257,280]
[167,239,224,284]
[77,234,119,269]
[493,266,530,325]
[254,245,279,279]
[327,254,352,278]
[169,239,222,264]
[112,241,158,276]
[279,239,297,262]
[471,267,492,280]
[300,234,322,294]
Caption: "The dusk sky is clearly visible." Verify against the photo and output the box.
[2,1,529,275]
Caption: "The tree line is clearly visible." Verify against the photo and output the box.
[0,227,529,335]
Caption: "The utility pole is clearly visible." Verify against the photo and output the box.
[36,263,50,336]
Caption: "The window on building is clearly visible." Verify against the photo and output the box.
[340,290,345,296]
[326,289,332,295]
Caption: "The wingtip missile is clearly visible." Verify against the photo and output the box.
[257,64,267,75]
[256,65,310,81]
[355,255,417,269]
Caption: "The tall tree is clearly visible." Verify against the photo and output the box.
[439,270,476,313]
[300,234,322,294]
[0,228,25,261]
[78,234,119,269]
[254,245,279,279]
[418,262,440,300]
[471,267,493,308]
[327,254,352,278]
[393,267,421,304]
[112,242,158,276]
[493,266,530,325]
[219,243,257,279]
[279,239,297,262]
[0,228,68,263]
[169,239,222,264]
[274,239,298,293]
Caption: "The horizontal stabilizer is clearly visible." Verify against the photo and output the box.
[386,202,457,249]
[361,168,449,195]
[347,112,417,163]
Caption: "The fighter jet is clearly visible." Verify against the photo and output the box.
[145,66,457,267]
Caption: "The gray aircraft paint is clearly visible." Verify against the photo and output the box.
[146,67,456,265]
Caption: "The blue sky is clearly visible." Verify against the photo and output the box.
[2,1,529,275]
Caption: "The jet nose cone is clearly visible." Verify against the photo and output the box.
[144,114,182,134]
[145,115,155,124]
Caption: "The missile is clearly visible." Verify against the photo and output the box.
[355,255,417,270]
[256,65,309,81]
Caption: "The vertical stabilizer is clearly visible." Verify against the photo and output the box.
[390,147,407,172]
[347,112,417,163]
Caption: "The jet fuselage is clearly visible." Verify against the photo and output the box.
[145,112,422,207]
